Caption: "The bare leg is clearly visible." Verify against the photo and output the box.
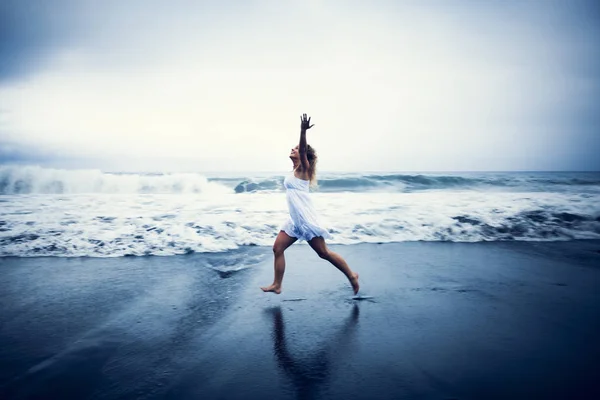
[261,231,297,294]
[308,236,360,295]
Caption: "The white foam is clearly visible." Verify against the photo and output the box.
[0,165,231,195]
[1,189,599,257]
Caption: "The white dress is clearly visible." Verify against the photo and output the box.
[280,173,332,241]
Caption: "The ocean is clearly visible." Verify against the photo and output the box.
[1,165,599,257]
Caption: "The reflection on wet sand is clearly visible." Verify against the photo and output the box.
[265,305,360,400]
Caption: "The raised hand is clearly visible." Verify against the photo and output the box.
[300,113,314,131]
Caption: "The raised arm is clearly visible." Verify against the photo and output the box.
[299,113,314,171]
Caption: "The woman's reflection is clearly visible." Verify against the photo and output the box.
[265,304,360,400]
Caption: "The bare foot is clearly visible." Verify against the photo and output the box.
[261,284,282,294]
[349,272,360,295]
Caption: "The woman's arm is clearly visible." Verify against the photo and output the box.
[299,113,314,171]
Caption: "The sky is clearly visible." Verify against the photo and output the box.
[0,0,599,173]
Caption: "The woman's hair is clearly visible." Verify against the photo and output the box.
[306,144,318,187]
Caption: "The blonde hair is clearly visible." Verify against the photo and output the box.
[294,144,318,188]
[306,144,318,188]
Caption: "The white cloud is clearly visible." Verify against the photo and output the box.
[0,0,598,172]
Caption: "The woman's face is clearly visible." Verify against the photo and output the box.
[289,145,299,160]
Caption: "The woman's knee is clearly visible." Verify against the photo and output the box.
[317,249,330,259]
[273,245,285,256]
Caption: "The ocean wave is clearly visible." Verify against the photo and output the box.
[234,179,282,193]
[233,173,600,193]
[2,166,599,195]
[1,191,598,257]
[0,165,231,195]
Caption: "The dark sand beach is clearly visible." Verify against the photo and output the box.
[1,240,600,399]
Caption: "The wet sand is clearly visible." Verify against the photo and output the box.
[1,240,599,399]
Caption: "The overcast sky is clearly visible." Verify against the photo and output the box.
[0,0,598,172]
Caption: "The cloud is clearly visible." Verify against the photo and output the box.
[0,0,598,171]
[0,140,52,164]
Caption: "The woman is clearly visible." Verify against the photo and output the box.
[261,114,360,295]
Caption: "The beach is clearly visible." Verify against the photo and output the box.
[2,0,600,397]
[1,240,599,399]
